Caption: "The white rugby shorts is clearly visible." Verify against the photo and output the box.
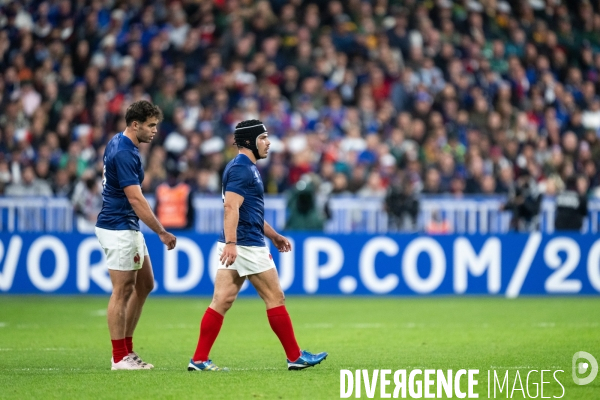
[95,227,149,271]
[217,242,275,277]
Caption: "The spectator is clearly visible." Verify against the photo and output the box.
[323,172,352,220]
[422,168,442,194]
[155,169,194,230]
[357,171,386,198]
[0,161,11,194]
[195,168,219,195]
[71,170,103,233]
[425,210,450,234]
[501,172,542,232]
[0,0,598,234]
[480,175,497,195]
[329,172,351,197]
[285,180,325,231]
[554,175,588,231]
[5,165,52,197]
[53,169,73,197]
[385,176,419,232]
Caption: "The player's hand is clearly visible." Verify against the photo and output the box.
[271,234,292,252]
[160,231,177,250]
[220,244,237,267]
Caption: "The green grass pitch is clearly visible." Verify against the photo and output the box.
[0,296,599,399]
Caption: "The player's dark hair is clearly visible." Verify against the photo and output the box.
[125,101,163,126]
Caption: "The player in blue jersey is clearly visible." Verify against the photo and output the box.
[188,119,327,372]
[96,101,177,370]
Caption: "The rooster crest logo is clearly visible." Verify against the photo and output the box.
[133,253,140,265]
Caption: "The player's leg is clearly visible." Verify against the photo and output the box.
[249,268,328,370]
[107,269,140,368]
[247,268,300,361]
[108,269,136,341]
[209,268,246,315]
[246,267,285,308]
[124,250,154,368]
[125,256,153,338]
[124,237,152,337]
[188,269,244,371]
[98,228,151,370]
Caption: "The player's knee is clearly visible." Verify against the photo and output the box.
[221,302,233,313]
[277,294,286,306]
[221,295,236,311]
[266,292,285,308]
[136,277,154,296]
[113,282,135,301]
[213,293,236,312]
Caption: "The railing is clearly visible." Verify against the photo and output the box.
[0,197,74,232]
[1,195,599,234]
[420,197,509,234]
[139,196,288,234]
[419,196,600,234]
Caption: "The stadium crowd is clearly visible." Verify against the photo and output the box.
[1,0,600,229]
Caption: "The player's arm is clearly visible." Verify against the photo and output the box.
[264,220,278,240]
[265,220,292,252]
[115,150,176,249]
[123,185,176,250]
[220,191,244,266]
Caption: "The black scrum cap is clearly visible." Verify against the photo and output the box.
[233,120,267,160]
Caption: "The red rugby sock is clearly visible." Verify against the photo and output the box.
[111,338,128,363]
[193,307,224,362]
[267,305,301,361]
[125,336,133,354]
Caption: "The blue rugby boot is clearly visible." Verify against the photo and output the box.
[188,359,229,372]
[287,350,328,370]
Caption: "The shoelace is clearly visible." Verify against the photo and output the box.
[204,360,220,370]
[124,355,148,368]
[130,352,150,367]
[302,351,316,359]
[205,360,215,368]
[130,355,148,367]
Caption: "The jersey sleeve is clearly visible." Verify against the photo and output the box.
[114,150,141,188]
[224,165,252,197]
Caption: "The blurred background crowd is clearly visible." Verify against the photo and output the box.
[1,0,599,231]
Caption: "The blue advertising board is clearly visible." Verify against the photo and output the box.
[1,233,599,296]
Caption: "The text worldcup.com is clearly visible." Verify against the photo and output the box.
[340,369,566,399]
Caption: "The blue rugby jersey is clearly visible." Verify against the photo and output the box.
[218,154,266,247]
[96,132,144,231]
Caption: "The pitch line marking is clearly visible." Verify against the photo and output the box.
[231,367,280,371]
[10,368,81,371]
[161,323,197,329]
[347,323,384,329]
[533,322,556,328]
[15,324,40,329]
[0,347,71,351]
[301,323,333,328]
